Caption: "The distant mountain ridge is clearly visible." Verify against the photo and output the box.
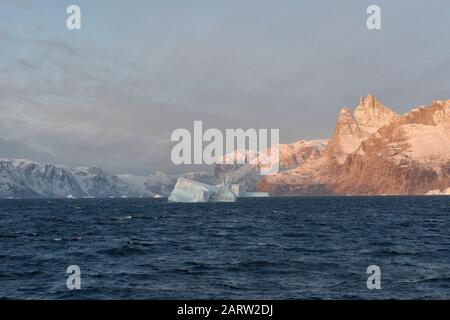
[2,94,448,198]
[0,159,224,199]
[0,159,153,198]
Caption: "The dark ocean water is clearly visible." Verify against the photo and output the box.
[0,197,449,299]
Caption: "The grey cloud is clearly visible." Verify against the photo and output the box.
[1,0,450,175]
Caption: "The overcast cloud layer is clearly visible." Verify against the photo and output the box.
[1,0,449,174]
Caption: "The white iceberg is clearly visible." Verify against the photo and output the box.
[231,184,269,197]
[425,187,450,195]
[168,177,235,203]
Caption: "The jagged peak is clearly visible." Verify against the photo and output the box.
[354,93,398,134]
[336,108,359,129]
[332,108,359,133]
[358,93,386,109]
[359,93,376,107]
[324,106,365,164]
[337,107,355,121]
[339,107,352,115]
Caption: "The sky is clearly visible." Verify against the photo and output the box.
[1,0,450,175]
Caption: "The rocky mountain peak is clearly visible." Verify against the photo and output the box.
[257,97,450,196]
[324,95,398,164]
[325,107,364,164]
[432,100,450,128]
[335,108,359,131]
[339,107,352,116]
[359,93,376,107]
[354,94,398,134]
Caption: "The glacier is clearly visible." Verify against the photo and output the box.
[168,177,235,202]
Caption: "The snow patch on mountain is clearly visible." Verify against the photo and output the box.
[144,171,176,197]
[401,124,450,162]
[0,159,153,198]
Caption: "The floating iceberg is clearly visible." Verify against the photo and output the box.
[425,187,450,195]
[231,184,269,197]
[168,177,235,202]
[241,192,270,197]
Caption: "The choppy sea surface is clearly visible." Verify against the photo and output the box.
[0,197,449,299]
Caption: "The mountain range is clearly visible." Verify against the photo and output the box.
[0,159,151,198]
[1,94,449,198]
[257,95,450,195]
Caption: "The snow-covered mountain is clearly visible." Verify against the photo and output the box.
[324,95,398,164]
[332,99,450,195]
[213,139,328,191]
[2,94,448,198]
[0,158,232,199]
[71,166,151,198]
[143,171,176,197]
[257,95,450,195]
[0,159,153,198]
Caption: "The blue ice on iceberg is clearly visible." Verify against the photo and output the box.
[168,177,235,202]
